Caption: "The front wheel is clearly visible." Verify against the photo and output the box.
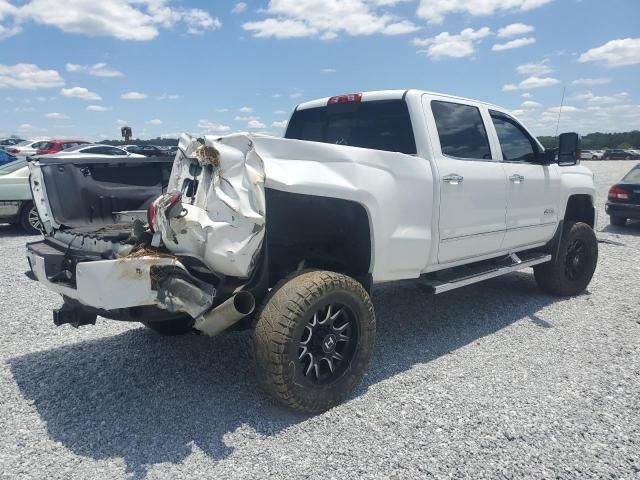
[252,270,376,413]
[534,222,598,297]
[625,155,631,160]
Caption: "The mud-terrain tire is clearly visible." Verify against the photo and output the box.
[609,215,627,227]
[19,201,43,234]
[534,221,598,297]
[143,317,193,336]
[252,270,376,413]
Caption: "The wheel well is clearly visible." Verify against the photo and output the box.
[564,194,595,228]
[265,188,372,287]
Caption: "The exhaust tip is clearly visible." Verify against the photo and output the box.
[234,291,256,316]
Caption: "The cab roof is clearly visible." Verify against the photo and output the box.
[295,89,502,111]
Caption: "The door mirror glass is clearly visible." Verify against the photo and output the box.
[558,132,580,166]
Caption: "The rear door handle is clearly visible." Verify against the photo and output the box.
[443,174,464,185]
[509,174,525,183]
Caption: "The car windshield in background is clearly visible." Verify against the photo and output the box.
[622,166,640,183]
[0,159,27,174]
[285,99,417,155]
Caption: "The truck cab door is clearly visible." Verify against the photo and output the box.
[425,97,508,264]
[487,111,560,250]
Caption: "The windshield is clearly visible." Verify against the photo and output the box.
[622,165,640,183]
[285,99,417,155]
[0,159,27,174]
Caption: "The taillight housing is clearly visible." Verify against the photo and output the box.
[608,186,629,201]
[148,191,183,232]
[328,93,362,105]
[8,148,19,154]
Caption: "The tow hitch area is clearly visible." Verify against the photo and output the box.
[53,302,97,328]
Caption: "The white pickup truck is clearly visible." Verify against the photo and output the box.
[26,90,598,413]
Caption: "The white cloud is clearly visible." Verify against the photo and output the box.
[571,78,611,86]
[417,0,553,24]
[60,86,101,100]
[248,119,266,129]
[242,0,419,39]
[289,91,304,99]
[198,119,231,134]
[121,91,148,100]
[239,106,253,113]
[116,119,128,126]
[272,93,282,98]
[578,38,640,68]
[272,120,288,128]
[6,0,222,41]
[413,27,491,59]
[273,109,287,115]
[516,60,552,75]
[522,93,532,98]
[0,63,65,90]
[572,91,628,104]
[182,8,222,35]
[66,62,123,77]
[503,76,560,91]
[547,105,580,114]
[157,93,182,100]
[18,123,33,131]
[497,23,534,38]
[146,118,162,125]
[492,37,535,51]
[45,112,70,119]
[321,68,337,73]
[231,2,247,14]
[86,105,111,111]
[216,108,229,113]
[521,100,542,108]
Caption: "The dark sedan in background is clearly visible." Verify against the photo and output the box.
[123,144,173,157]
[606,163,640,226]
[603,149,638,160]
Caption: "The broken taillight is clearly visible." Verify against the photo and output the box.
[327,93,362,105]
[148,191,183,232]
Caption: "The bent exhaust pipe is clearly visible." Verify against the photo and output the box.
[193,291,255,337]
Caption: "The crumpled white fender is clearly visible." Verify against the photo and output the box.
[161,133,266,278]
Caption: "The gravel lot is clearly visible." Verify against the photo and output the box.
[1,160,639,479]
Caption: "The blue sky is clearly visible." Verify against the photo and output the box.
[0,0,639,141]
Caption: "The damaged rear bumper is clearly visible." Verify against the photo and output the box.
[26,240,257,334]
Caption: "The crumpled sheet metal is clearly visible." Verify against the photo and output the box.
[162,133,266,279]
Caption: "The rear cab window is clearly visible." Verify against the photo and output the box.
[431,100,492,160]
[285,99,417,155]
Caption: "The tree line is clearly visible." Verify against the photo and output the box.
[537,130,640,150]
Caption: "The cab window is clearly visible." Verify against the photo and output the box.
[431,100,492,160]
[490,111,538,163]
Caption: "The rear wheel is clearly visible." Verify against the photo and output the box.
[609,215,627,227]
[143,316,193,336]
[19,201,43,234]
[534,221,598,297]
[252,270,376,413]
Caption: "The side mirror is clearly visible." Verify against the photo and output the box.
[557,132,580,166]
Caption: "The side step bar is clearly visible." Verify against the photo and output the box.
[420,253,552,294]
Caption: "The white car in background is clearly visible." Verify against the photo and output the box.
[0,159,42,233]
[580,149,604,160]
[37,144,146,159]
[5,140,50,158]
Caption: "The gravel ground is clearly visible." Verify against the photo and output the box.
[1,160,639,479]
